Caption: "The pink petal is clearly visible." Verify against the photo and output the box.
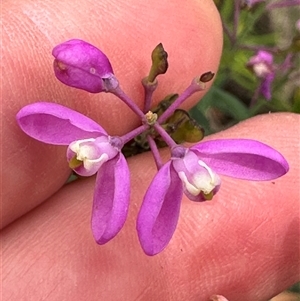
[248,50,273,66]
[91,154,130,244]
[16,102,107,145]
[191,139,289,180]
[137,162,183,256]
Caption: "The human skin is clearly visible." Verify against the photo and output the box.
[1,0,299,301]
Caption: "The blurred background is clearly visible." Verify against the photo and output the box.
[192,1,300,300]
[65,1,299,299]
[190,0,300,136]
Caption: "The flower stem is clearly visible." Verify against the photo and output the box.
[239,44,279,53]
[266,0,300,9]
[250,84,261,107]
[233,0,241,44]
[157,78,206,124]
[110,86,145,119]
[222,19,235,44]
[142,78,158,113]
[153,124,177,149]
[120,124,149,144]
[147,135,163,170]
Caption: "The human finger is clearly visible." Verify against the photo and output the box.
[1,0,222,227]
[2,113,299,301]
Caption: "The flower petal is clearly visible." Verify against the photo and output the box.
[16,102,107,145]
[248,50,274,66]
[137,162,183,256]
[191,139,289,180]
[91,153,130,244]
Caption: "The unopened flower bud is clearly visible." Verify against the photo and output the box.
[200,71,215,83]
[147,43,168,83]
[53,39,118,93]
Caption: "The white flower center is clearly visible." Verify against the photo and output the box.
[253,62,271,78]
[178,160,219,196]
[70,138,109,171]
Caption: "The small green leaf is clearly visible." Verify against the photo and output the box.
[165,109,204,143]
[152,94,178,116]
[147,43,168,82]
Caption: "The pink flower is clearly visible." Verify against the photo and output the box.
[17,102,130,244]
[247,50,275,100]
[137,140,289,255]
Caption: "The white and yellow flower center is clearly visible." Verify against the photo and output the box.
[68,138,114,175]
[253,62,271,78]
[178,160,220,196]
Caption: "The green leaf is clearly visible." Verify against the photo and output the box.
[152,94,178,116]
[189,107,212,135]
[292,87,300,113]
[195,86,250,121]
[166,110,204,143]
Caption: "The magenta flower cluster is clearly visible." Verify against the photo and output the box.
[247,50,295,101]
[247,50,275,100]
[17,39,289,255]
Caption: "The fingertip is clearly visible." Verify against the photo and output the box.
[170,112,299,300]
[3,0,222,226]
[3,0,222,133]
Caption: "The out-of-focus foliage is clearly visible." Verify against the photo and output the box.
[191,0,300,135]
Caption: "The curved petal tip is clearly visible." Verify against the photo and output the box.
[137,163,183,255]
[91,154,130,244]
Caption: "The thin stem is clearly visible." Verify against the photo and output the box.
[222,19,235,44]
[110,86,145,119]
[158,79,206,124]
[142,78,158,113]
[120,124,149,144]
[239,44,279,53]
[250,83,261,108]
[267,0,300,9]
[147,135,163,170]
[233,0,241,43]
[153,124,177,149]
